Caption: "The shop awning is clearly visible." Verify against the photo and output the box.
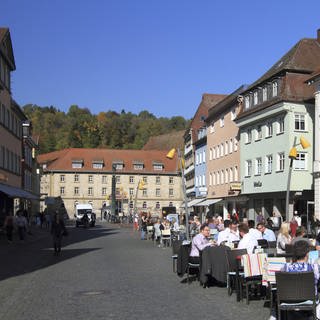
[187,198,205,208]
[194,198,222,207]
[0,183,38,200]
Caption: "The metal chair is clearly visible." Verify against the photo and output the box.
[171,240,182,273]
[276,271,316,320]
[187,259,200,284]
[257,239,268,249]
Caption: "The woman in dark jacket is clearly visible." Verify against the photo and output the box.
[51,214,67,255]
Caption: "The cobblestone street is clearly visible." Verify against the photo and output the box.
[0,223,270,320]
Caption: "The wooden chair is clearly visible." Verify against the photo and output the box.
[276,271,316,320]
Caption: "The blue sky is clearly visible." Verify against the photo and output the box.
[1,1,320,119]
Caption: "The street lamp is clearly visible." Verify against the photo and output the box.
[285,136,310,221]
[166,148,190,240]
[111,164,117,221]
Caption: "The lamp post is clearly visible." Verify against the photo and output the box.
[285,136,310,221]
[166,148,190,240]
[111,164,117,221]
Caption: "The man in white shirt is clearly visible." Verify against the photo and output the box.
[217,220,240,245]
[237,223,258,254]
[248,220,263,241]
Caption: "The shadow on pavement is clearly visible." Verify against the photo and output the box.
[0,223,119,282]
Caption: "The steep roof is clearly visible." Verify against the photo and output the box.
[142,130,185,151]
[0,27,16,70]
[247,36,320,91]
[37,148,178,174]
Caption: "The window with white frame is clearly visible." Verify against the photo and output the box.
[129,188,134,196]
[203,174,205,186]
[229,138,233,153]
[156,176,161,184]
[143,201,147,209]
[246,129,252,143]
[203,150,205,163]
[234,138,238,151]
[216,146,220,158]
[277,152,285,171]
[255,158,262,175]
[156,188,161,197]
[156,202,160,209]
[209,173,212,186]
[143,176,147,184]
[234,166,238,181]
[199,152,202,164]
[102,175,107,184]
[129,176,134,184]
[244,96,250,109]
[169,188,174,197]
[262,86,267,101]
[116,176,120,183]
[294,152,307,170]
[212,147,216,159]
[265,155,273,174]
[220,116,224,127]
[74,174,79,182]
[88,175,93,183]
[256,125,262,140]
[209,148,212,161]
[60,187,65,195]
[221,170,224,184]
[169,177,174,184]
[294,113,306,131]
[102,187,107,195]
[266,122,273,137]
[272,81,278,97]
[142,189,147,197]
[220,143,224,156]
[245,160,252,177]
[210,123,215,133]
[225,169,228,183]
[74,187,79,195]
[195,176,199,187]
[253,91,258,105]
[217,171,220,185]
[225,141,228,155]
[231,108,236,120]
[88,187,93,196]
[229,167,233,182]
[60,175,65,183]
[213,172,216,185]
[277,117,284,134]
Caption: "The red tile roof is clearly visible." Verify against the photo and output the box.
[37,148,179,174]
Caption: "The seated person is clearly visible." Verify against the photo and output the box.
[276,221,292,254]
[257,222,276,242]
[217,219,239,245]
[291,226,312,246]
[189,224,214,264]
[248,219,263,241]
[237,223,258,254]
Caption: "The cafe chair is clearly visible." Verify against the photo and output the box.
[161,229,171,247]
[172,240,182,273]
[226,249,247,296]
[187,259,200,284]
[275,271,316,320]
[146,226,154,241]
[268,241,277,249]
[257,239,269,249]
[241,253,267,304]
[284,244,293,255]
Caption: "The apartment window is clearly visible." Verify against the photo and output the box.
[217,171,220,185]
[234,138,238,151]
[100,187,106,196]
[88,187,93,196]
[156,188,160,197]
[156,202,160,209]
[74,187,79,195]
[272,81,278,97]
[231,108,236,120]
[60,175,65,183]
[220,143,224,157]
[245,160,252,177]
[225,142,228,155]
[229,139,233,153]
[266,122,273,137]
[74,174,79,182]
[142,201,147,209]
[129,176,134,184]
[169,188,174,197]
[129,188,134,196]
[277,152,285,171]
[203,174,206,186]
[277,117,284,134]
[221,170,224,184]
[203,150,206,163]
[216,146,220,158]
[262,86,267,102]
[265,155,273,174]
[229,168,233,182]
[213,172,216,185]
[209,173,212,186]
[129,201,134,209]
[72,160,83,169]
[60,187,65,195]
[143,176,147,184]
[225,169,229,183]
[220,116,224,127]
[116,176,120,183]
[88,175,93,183]
[244,96,250,109]
[153,164,163,171]
[156,176,161,184]
[209,148,212,161]
[256,125,262,140]
[134,164,144,170]
[294,113,306,131]
[294,152,307,170]
[199,152,202,164]
[210,123,215,133]
[246,129,252,143]
[142,189,147,197]
[102,175,107,184]
[234,166,238,181]
[255,158,262,175]
[253,91,258,105]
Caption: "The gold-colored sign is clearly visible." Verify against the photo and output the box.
[230,183,241,191]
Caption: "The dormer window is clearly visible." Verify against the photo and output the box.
[112,160,124,170]
[253,91,258,105]
[92,159,104,169]
[262,86,267,101]
[244,96,250,109]
[272,81,278,97]
[72,159,83,169]
[133,160,144,170]
[153,161,163,171]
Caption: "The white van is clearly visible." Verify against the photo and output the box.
[75,203,96,227]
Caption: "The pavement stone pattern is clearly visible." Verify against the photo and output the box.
[0,222,271,320]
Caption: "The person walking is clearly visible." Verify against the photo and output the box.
[4,212,14,243]
[51,213,67,256]
[15,210,28,241]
